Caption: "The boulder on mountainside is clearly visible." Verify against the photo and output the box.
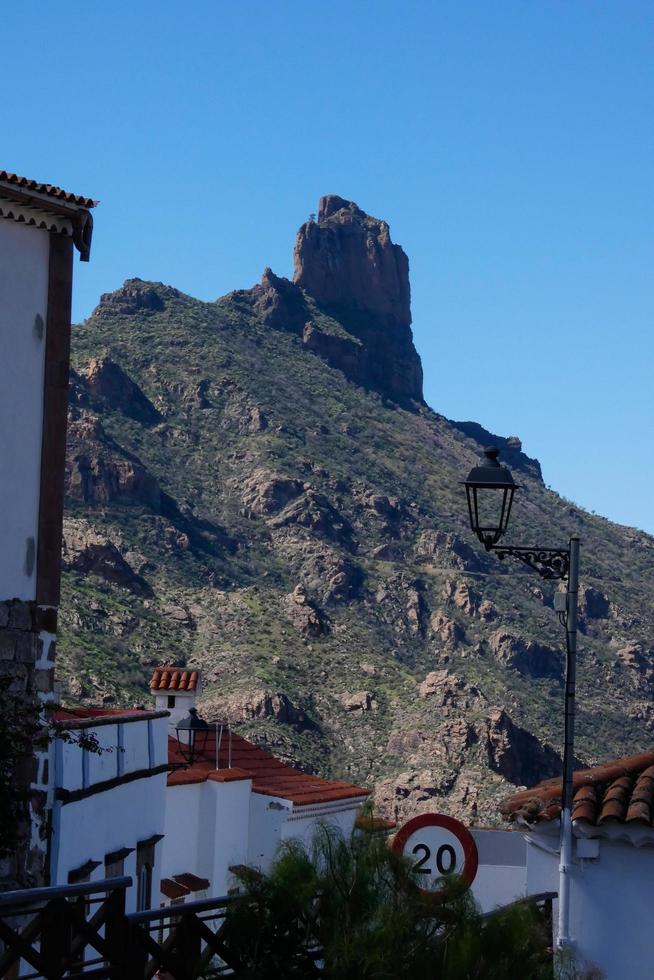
[284,585,325,637]
[339,690,378,712]
[241,468,304,516]
[488,631,563,680]
[579,585,610,620]
[294,546,363,604]
[442,578,497,621]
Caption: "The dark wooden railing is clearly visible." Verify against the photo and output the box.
[125,894,238,979]
[0,877,239,979]
[0,879,558,978]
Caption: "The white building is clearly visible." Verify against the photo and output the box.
[154,667,369,902]
[503,750,654,979]
[49,706,169,912]
[0,168,96,888]
[46,668,368,911]
[151,666,202,727]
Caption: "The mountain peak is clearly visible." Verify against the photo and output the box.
[293,197,423,403]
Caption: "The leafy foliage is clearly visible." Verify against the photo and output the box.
[221,824,553,980]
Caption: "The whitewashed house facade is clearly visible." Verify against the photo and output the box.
[152,667,369,902]
[0,169,96,888]
[49,707,169,912]
[504,750,654,979]
[44,669,368,911]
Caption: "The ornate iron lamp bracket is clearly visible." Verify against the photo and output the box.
[491,546,570,581]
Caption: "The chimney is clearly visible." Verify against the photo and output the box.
[150,666,202,730]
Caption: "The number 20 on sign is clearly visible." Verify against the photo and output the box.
[391,813,479,894]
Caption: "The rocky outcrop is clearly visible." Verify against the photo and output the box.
[206,689,310,730]
[293,197,423,403]
[294,196,411,331]
[488,631,562,680]
[252,268,308,334]
[82,357,160,425]
[269,491,353,547]
[429,612,466,650]
[67,454,161,509]
[94,278,176,317]
[339,690,378,712]
[284,585,324,637]
[241,469,304,517]
[415,531,486,572]
[579,585,610,620]
[482,708,561,786]
[375,574,427,636]
[62,526,151,596]
[442,579,496,621]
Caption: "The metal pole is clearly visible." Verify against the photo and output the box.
[557,536,579,951]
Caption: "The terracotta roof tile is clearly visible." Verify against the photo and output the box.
[151,667,199,691]
[0,169,97,207]
[167,729,368,806]
[502,751,654,828]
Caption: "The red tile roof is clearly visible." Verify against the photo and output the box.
[167,730,368,807]
[502,751,654,827]
[53,707,151,721]
[0,170,97,207]
[151,668,199,691]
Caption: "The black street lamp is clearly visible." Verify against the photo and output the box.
[463,447,580,952]
[174,707,210,766]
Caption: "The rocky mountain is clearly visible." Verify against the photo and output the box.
[58,196,654,826]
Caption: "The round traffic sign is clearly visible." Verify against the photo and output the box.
[391,813,478,891]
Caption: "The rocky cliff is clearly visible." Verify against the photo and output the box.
[56,197,654,826]
[293,196,423,402]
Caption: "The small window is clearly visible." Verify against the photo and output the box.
[104,846,133,879]
[138,862,152,912]
[167,695,176,708]
[136,841,157,912]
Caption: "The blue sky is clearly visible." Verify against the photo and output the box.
[6,1,654,533]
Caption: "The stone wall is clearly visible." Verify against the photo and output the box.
[0,599,55,889]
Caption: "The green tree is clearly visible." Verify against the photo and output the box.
[220,823,553,980]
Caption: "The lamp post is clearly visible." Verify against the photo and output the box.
[463,447,580,952]
[174,707,210,766]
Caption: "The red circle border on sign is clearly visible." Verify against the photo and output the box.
[391,813,479,888]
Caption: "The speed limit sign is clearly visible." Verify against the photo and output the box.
[391,813,478,891]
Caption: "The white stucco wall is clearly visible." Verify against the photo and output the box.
[470,829,528,913]
[248,793,289,872]
[0,220,50,601]
[525,832,654,980]
[282,800,363,850]
[154,690,198,728]
[50,716,169,911]
[52,774,167,912]
[162,778,252,896]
